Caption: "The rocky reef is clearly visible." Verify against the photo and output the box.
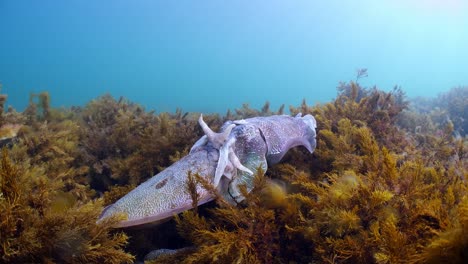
[0,83,466,263]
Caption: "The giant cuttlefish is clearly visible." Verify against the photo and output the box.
[98,114,317,227]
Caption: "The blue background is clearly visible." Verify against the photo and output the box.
[1,0,467,113]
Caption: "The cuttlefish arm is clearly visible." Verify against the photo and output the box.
[98,114,316,228]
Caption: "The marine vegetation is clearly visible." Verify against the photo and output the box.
[227,101,285,119]
[1,91,134,263]
[402,86,468,137]
[0,80,466,263]
[436,86,467,136]
[79,94,207,192]
[149,82,467,263]
[0,86,24,146]
[0,148,133,263]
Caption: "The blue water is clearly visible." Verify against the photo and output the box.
[1,0,467,113]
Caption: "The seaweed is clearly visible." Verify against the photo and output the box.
[23,92,51,123]
[232,101,285,119]
[147,82,466,263]
[402,86,468,137]
[166,169,283,264]
[0,86,25,146]
[0,148,134,263]
[0,79,466,263]
[281,149,464,263]
[79,94,207,194]
[10,116,92,201]
[0,84,7,126]
[290,82,408,151]
[437,86,467,136]
[413,197,468,264]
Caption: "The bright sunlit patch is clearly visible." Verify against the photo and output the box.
[399,0,466,13]
[425,0,463,8]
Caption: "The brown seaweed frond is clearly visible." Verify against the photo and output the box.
[233,101,284,119]
[434,86,467,136]
[143,84,466,263]
[10,117,92,201]
[103,184,136,206]
[3,84,465,263]
[23,92,51,123]
[186,171,200,213]
[146,83,466,263]
[0,148,134,263]
[279,155,466,263]
[412,197,468,264]
[399,86,467,138]
[46,200,133,264]
[274,93,465,263]
[0,84,7,126]
[166,170,281,264]
[234,102,264,118]
[80,94,214,191]
[192,171,231,208]
[400,118,467,174]
[290,82,408,151]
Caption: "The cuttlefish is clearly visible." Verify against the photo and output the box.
[98,114,317,228]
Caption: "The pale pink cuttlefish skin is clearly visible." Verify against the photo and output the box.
[99,148,219,228]
[98,114,317,228]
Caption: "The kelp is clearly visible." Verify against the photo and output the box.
[0,86,25,146]
[402,86,467,138]
[282,141,466,263]
[10,116,92,201]
[149,113,466,263]
[413,197,468,264]
[0,84,7,126]
[147,82,466,263]
[230,101,285,119]
[0,91,135,263]
[290,82,408,152]
[23,91,52,123]
[79,94,218,194]
[0,81,466,263]
[165,169,282,264]
[438,86,467,136]
[0,148,133,263]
